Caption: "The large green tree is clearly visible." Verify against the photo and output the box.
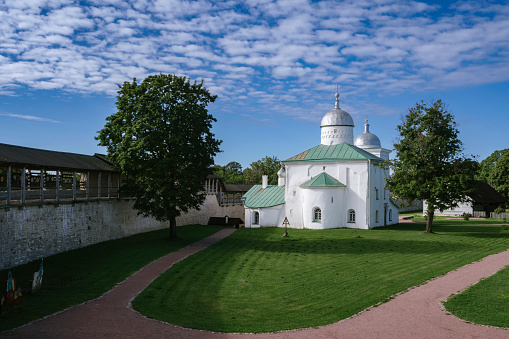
[96,74,221,238]
[243,156,281,185]
[385,99,477,233]
[212,161,244,184]
[477,148,509,205]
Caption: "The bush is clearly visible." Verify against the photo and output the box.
[462,213,470,221]
[494,206,505,214]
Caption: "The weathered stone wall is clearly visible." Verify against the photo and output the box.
[176,194,245,226]
[0,195,245,270]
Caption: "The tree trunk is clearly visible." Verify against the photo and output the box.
[426,209,434,233]
[169,216,177,239]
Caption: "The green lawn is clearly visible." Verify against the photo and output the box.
[0,225,225,332]
[443,265,509,328]
[132,221,509,333]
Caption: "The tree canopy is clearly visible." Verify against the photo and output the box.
[213,156,282,185]
[477,148,509,205]
[243,156,281,185]
[385,99,477,233]
[212,161,244,184]
[96,74,221,238]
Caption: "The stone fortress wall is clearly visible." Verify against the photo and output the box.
[0,195,244,270]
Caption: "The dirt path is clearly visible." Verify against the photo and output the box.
[2,227,508,339]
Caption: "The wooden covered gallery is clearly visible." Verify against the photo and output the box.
[0,143,122,208]
[204,174,253,206]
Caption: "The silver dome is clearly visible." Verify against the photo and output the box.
[354,119,381,148]
[354,132,381,148]
[320,108,355,127]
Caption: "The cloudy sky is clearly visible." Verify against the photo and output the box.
[0,0,508,169]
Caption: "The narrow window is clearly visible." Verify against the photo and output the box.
[313,207,322,222]
[389,209,393,221]
[376,210,379,223]
[348,209,356,223]
[375,188,379,200]
[253,211,259,225]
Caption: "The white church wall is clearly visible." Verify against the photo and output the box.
[283,161,374,229]
[343,166,369,229]
[367,164,400,227]
[245,205,284,228]
[283,165,306,228]
[301,187,345,229]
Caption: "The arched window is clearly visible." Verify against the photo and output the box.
[253,211,259,225]
[376,210,379,223]
[313,207,322,222]
[389,209,393,221]
[348,209,356,223]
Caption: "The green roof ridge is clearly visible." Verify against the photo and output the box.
[300,172,346,188]
[284,143,382,162]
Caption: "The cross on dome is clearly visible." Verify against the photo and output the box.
[335,83,340,109]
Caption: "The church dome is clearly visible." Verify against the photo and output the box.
[321,108,355,127]
[320,92,354,127]
[354,118,381,148]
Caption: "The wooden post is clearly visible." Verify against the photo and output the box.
[73,171,77,201]
[21,167,26,205]
[98,172,102,199]
[86,171,90,201]
[108,172,111,198]
[56,170,60,203]
[40,169,44,203]
[7,166,11,205]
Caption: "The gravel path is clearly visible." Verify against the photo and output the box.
[2,226,508,339]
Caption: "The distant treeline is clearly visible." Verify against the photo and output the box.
[212,156,281,185]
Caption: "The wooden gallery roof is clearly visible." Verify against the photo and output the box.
[0,143,116,172]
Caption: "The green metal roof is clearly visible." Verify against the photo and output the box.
[300,172,346,188]
[242,185,285,208]
[285,143,381,162]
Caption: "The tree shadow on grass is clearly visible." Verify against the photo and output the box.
[227,229,471,256]
[134,224,509,334]
[378,222,509,239]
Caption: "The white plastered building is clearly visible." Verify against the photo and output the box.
[243,92,399,229]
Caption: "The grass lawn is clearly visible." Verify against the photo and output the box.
[132,221,509,333]
[0,225,225,332]
[443,265,509,328]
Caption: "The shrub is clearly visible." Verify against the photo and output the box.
[494,206,505,214]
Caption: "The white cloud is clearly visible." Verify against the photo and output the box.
[0,0,507,119]
[0,113,61,123]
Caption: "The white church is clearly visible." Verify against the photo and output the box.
[242,91,399,229]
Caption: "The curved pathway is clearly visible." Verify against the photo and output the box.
[2,227,508,339]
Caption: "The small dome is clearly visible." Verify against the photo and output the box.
[277,165,286,178]
[354,118,381,148]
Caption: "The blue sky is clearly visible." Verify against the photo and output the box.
[0,0,508,170]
